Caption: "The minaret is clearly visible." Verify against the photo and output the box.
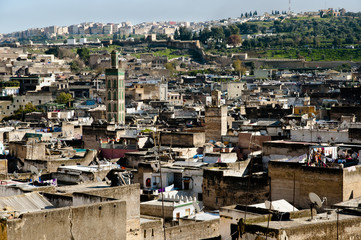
[105,50,125,124]
[205,90,227,141]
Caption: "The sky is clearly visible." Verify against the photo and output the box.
[0,0,361,34]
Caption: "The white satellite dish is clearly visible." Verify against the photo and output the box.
[30,166,39,176]
[309,192,323,208]
[265,200,273,210]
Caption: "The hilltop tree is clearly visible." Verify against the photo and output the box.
[178,27,192,40]
[227,34,242,46]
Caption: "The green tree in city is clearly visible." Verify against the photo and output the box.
[56,92,73,106]
[76,48,90,64]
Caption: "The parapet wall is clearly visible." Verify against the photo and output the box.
[268,161,361,209]
[4,200,127,240]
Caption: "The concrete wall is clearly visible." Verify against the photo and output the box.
[9,141,46,161]
[0,186,24,197]
[268,161,360,209]
[140,216,163,240]
[73,192,115,206]
[78,184,140,240]
[5,200,127,240]
[290,129,349,143]
[164,219,219,240]
[203,169,269,210]
[42,193,73,208]
[263,141,313,157]
[160,132,205,148]
[244,214,361,240]
[139,216,219,240]
[342,165,361,202]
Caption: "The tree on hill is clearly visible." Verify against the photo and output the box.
[77,48,90,64]
[227,34,242,46]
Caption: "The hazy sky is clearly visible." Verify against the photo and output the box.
[1,0,361,34]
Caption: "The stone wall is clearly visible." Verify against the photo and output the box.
[263,141,314,157]
[73,192,116,206]
[268,161,352,209]
[23,149,96,173]
[160,132,205,147]
[164,219,219,240]
[140,216,164,240]
[5,200,127,240]
[203,169,269,210]
[244,214,361,240]
[78,184,140,240]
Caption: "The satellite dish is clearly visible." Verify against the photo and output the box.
[309,192,323,208]
[309,192,327,220]
[265,200,273,210]
[30,166,39,176]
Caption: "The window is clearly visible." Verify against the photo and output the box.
[144,230,146,238]
[185,208,190,216]
[113,91,117,100]
[107,80,111,88]
[176,212,180,219]
[108,91,111,100]
[108,103,111,111]
[108,114,111,122]
[113,79,117,88]
[113,103,117,112]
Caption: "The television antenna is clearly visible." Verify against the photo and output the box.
[309,192,327,220]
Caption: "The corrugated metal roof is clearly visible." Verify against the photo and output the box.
[0,192,54,214]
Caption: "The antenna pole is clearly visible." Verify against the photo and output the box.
[289,0,291,14]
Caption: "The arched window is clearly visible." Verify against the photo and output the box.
[114,113,117,122]
[107,80,111,88]
[113,103,117,112]
[108,114,111,122]
[113,91,117,100]
[113,79,117,88]
[108,91,111,100]
[108,103,111,111]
